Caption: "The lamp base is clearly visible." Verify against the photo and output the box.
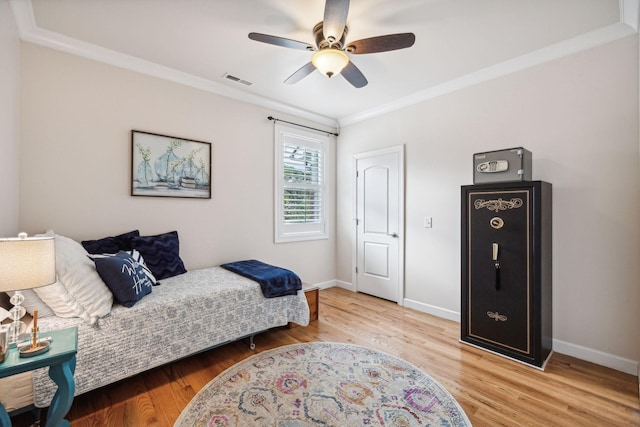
[19,341,49,358]
[8,291,27,344]
[7,320,26,345]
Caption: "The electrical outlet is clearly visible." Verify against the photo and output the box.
[424,216,432,228]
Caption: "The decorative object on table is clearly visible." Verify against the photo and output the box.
[18,309,50,357]
[175,342,471,426]
[0,233,56,345]
[0,328,7,363]
[131,130,211,199]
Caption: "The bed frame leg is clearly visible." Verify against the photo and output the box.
[249,334,256,350]
[32,407,41,425]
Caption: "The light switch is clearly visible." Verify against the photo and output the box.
[424,216,432,228]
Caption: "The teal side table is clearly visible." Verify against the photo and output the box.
[0,327,78,427]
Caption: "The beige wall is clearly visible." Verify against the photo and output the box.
[337,35,640,368]
[19,43,336,286]
[14,19,640,373]
[0,0,20,236]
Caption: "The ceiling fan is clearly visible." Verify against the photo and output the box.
[248,0,415,88]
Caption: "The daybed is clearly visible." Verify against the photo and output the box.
[0,231,309,413]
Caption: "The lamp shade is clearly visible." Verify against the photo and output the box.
[312,48,349,78]
[0,234,56,292]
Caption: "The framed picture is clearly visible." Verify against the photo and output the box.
[131,130,211,199]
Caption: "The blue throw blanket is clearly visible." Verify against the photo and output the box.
[221,259,302,298]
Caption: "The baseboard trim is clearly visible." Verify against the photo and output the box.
[334,280,355,292]
[552,338,639,376]
[403,298,461,322]
[313,279,340,290]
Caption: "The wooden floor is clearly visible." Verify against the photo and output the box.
[12,287,640,427]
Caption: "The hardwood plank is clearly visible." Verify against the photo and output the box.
[10,287,640,427]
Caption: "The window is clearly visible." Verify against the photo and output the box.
[275,124,328,243]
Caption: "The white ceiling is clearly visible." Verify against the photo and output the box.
[9,0,638,126]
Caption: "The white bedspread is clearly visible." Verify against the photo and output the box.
[32,266,310,407]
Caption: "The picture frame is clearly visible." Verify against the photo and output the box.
[131,130,211,199]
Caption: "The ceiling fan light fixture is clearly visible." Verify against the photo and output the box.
[312,48,349,78]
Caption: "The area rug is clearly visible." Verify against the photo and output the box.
[175,342,471,426]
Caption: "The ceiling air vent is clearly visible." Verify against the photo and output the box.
[223,73,253,86]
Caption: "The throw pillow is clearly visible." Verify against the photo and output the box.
[90,249,159,286]
[32,281,90,322]
[33,231,92,322]
[93,251,154,307]
[54,233,114,323]
[129,231,187,280]
[128,249,160,286]
[81,230,140,254]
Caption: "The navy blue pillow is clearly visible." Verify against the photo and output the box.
[93,251,153,307]
[129,231,187,280]
[82,230,140,254]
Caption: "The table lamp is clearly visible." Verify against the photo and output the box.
[0,233,56,347]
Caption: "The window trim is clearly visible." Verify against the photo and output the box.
[274,123,328,243]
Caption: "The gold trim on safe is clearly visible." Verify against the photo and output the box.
[467,189,531,355]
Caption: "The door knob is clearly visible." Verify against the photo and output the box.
[388,233,399,238]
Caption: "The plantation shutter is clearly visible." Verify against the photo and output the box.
[282,144,322,224]
[275,124,328,243]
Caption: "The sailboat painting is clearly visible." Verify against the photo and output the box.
[131,130,211,199]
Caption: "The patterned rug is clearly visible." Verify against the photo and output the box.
[175,342,471,426]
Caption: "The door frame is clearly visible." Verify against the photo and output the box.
[352,144,405,305]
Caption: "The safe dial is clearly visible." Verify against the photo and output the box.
[490,217,504,229]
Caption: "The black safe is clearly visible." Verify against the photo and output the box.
[461,181,552,368]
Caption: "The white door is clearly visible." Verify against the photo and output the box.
[354,145,404,303]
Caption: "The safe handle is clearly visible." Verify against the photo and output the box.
[493,243,501,290]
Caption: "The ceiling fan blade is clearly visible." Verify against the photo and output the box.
[346,33,415,54]
[284,62,317,84]
[248,33,314,51]
[323,0,350,42]
[341,61,367,88]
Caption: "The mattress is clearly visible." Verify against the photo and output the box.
[3,266,309,408]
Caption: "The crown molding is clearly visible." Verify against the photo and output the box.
[8,0,338,128]
[339,0,638,126]
[621,0,640,30]
[9,0,637,130]
[339,21,637,126]
[8,0,35,38]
